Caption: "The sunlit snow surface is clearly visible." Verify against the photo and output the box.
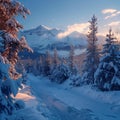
[10,74,120,120]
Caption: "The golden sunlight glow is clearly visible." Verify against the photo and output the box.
[102,9,117,14]
[57,23,89,39]
[15,93,35,101]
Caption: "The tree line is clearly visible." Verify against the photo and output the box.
[29,15,120,91]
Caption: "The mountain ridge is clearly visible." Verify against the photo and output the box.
[20,25,105,58]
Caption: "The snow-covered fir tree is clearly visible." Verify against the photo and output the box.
[39,55,46,75]
[102,29,117,56]
[50,58,70,84]
[0,0,32,119]
[95,29,120,91]
[82,15,100,84]
[37,56,44,75]
[33,59,39,75]
[69,45,75,74]
[69,45,74,70]
[53,48,59,68]
[16,62,27,85]
[68,45,81,86]
[21,64,27,85]
[68,45,78,76]
[69,74,81,87]
[44,50,52,76]
[50,63,70,84]
[50,48,59,77]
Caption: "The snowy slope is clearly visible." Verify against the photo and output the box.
[21,74,120,120]
[9,85,48,120]
[22,25,87,49]
[10,74,120,120]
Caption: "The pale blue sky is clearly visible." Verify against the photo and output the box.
[19,0,120,35]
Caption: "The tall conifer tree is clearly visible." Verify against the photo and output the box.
[82,15,100,84]
[0,0,32,119]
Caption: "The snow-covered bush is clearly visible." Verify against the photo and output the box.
[50,63,70,84]
[69,74,81,87]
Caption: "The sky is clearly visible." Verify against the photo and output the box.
[19,0,120,37]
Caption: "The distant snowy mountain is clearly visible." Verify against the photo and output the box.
[23,25,61,37]
[20,25,104,57]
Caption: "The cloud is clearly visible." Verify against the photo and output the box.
[105,14,116,19]
[102,9,117,14]
[57,23,89,39]
[108,21,120,26]
[105,11,120,19]
[101,21,120,38]
[102,9,120,19]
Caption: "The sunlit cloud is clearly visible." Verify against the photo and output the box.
[57,23,89,39]
[97,27,108,36]
[108,21,120,26]
[105,14,116,19]
[105,11,120,19]
[102,9,117,14]
[102,9,120,19]
[102,22,120,39]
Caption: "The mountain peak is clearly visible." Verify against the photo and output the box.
[36,25,52,31]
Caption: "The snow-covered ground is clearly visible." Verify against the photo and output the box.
[10,74,120,120]
[9,85,47,120]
